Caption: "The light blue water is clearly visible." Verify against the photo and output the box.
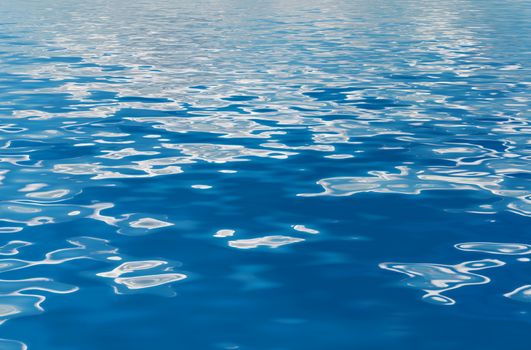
[0,0,530,349]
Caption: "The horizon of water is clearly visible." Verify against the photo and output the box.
[0,0,530,349]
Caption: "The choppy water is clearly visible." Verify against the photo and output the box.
[0,0,530,349]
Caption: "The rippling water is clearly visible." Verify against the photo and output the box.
[0,0,530,349]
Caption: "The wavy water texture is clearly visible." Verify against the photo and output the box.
[0,235,186,346]
[0,0,530,348]
[379,259,505,305]
[455,242,531,255]
[228,235,305,249]
[504,285,531,303]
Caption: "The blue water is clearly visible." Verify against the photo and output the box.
[0,0,530,349]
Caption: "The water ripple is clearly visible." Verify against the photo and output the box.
[455,242,531,255]
[379,259,505,305]
[228,236,305,250]
[0,0,529,347]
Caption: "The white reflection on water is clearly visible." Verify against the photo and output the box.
[114,274,187,290]
[97,260,187,294]
[229,235,305,249]
[292,225,319,234]
[455,242,531,255]
[0,237,187,336]
[129,217,174,229]
[504,285,531,303]
[0,338,27,350]
[0,241,31,256]
[379,259,505,305]
[214,229,236,238]
[299,165,530,218]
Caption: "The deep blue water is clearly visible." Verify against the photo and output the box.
[0,0,530,349]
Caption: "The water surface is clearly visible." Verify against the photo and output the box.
[0,0,530,349]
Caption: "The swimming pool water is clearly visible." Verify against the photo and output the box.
[0,0,530,349]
